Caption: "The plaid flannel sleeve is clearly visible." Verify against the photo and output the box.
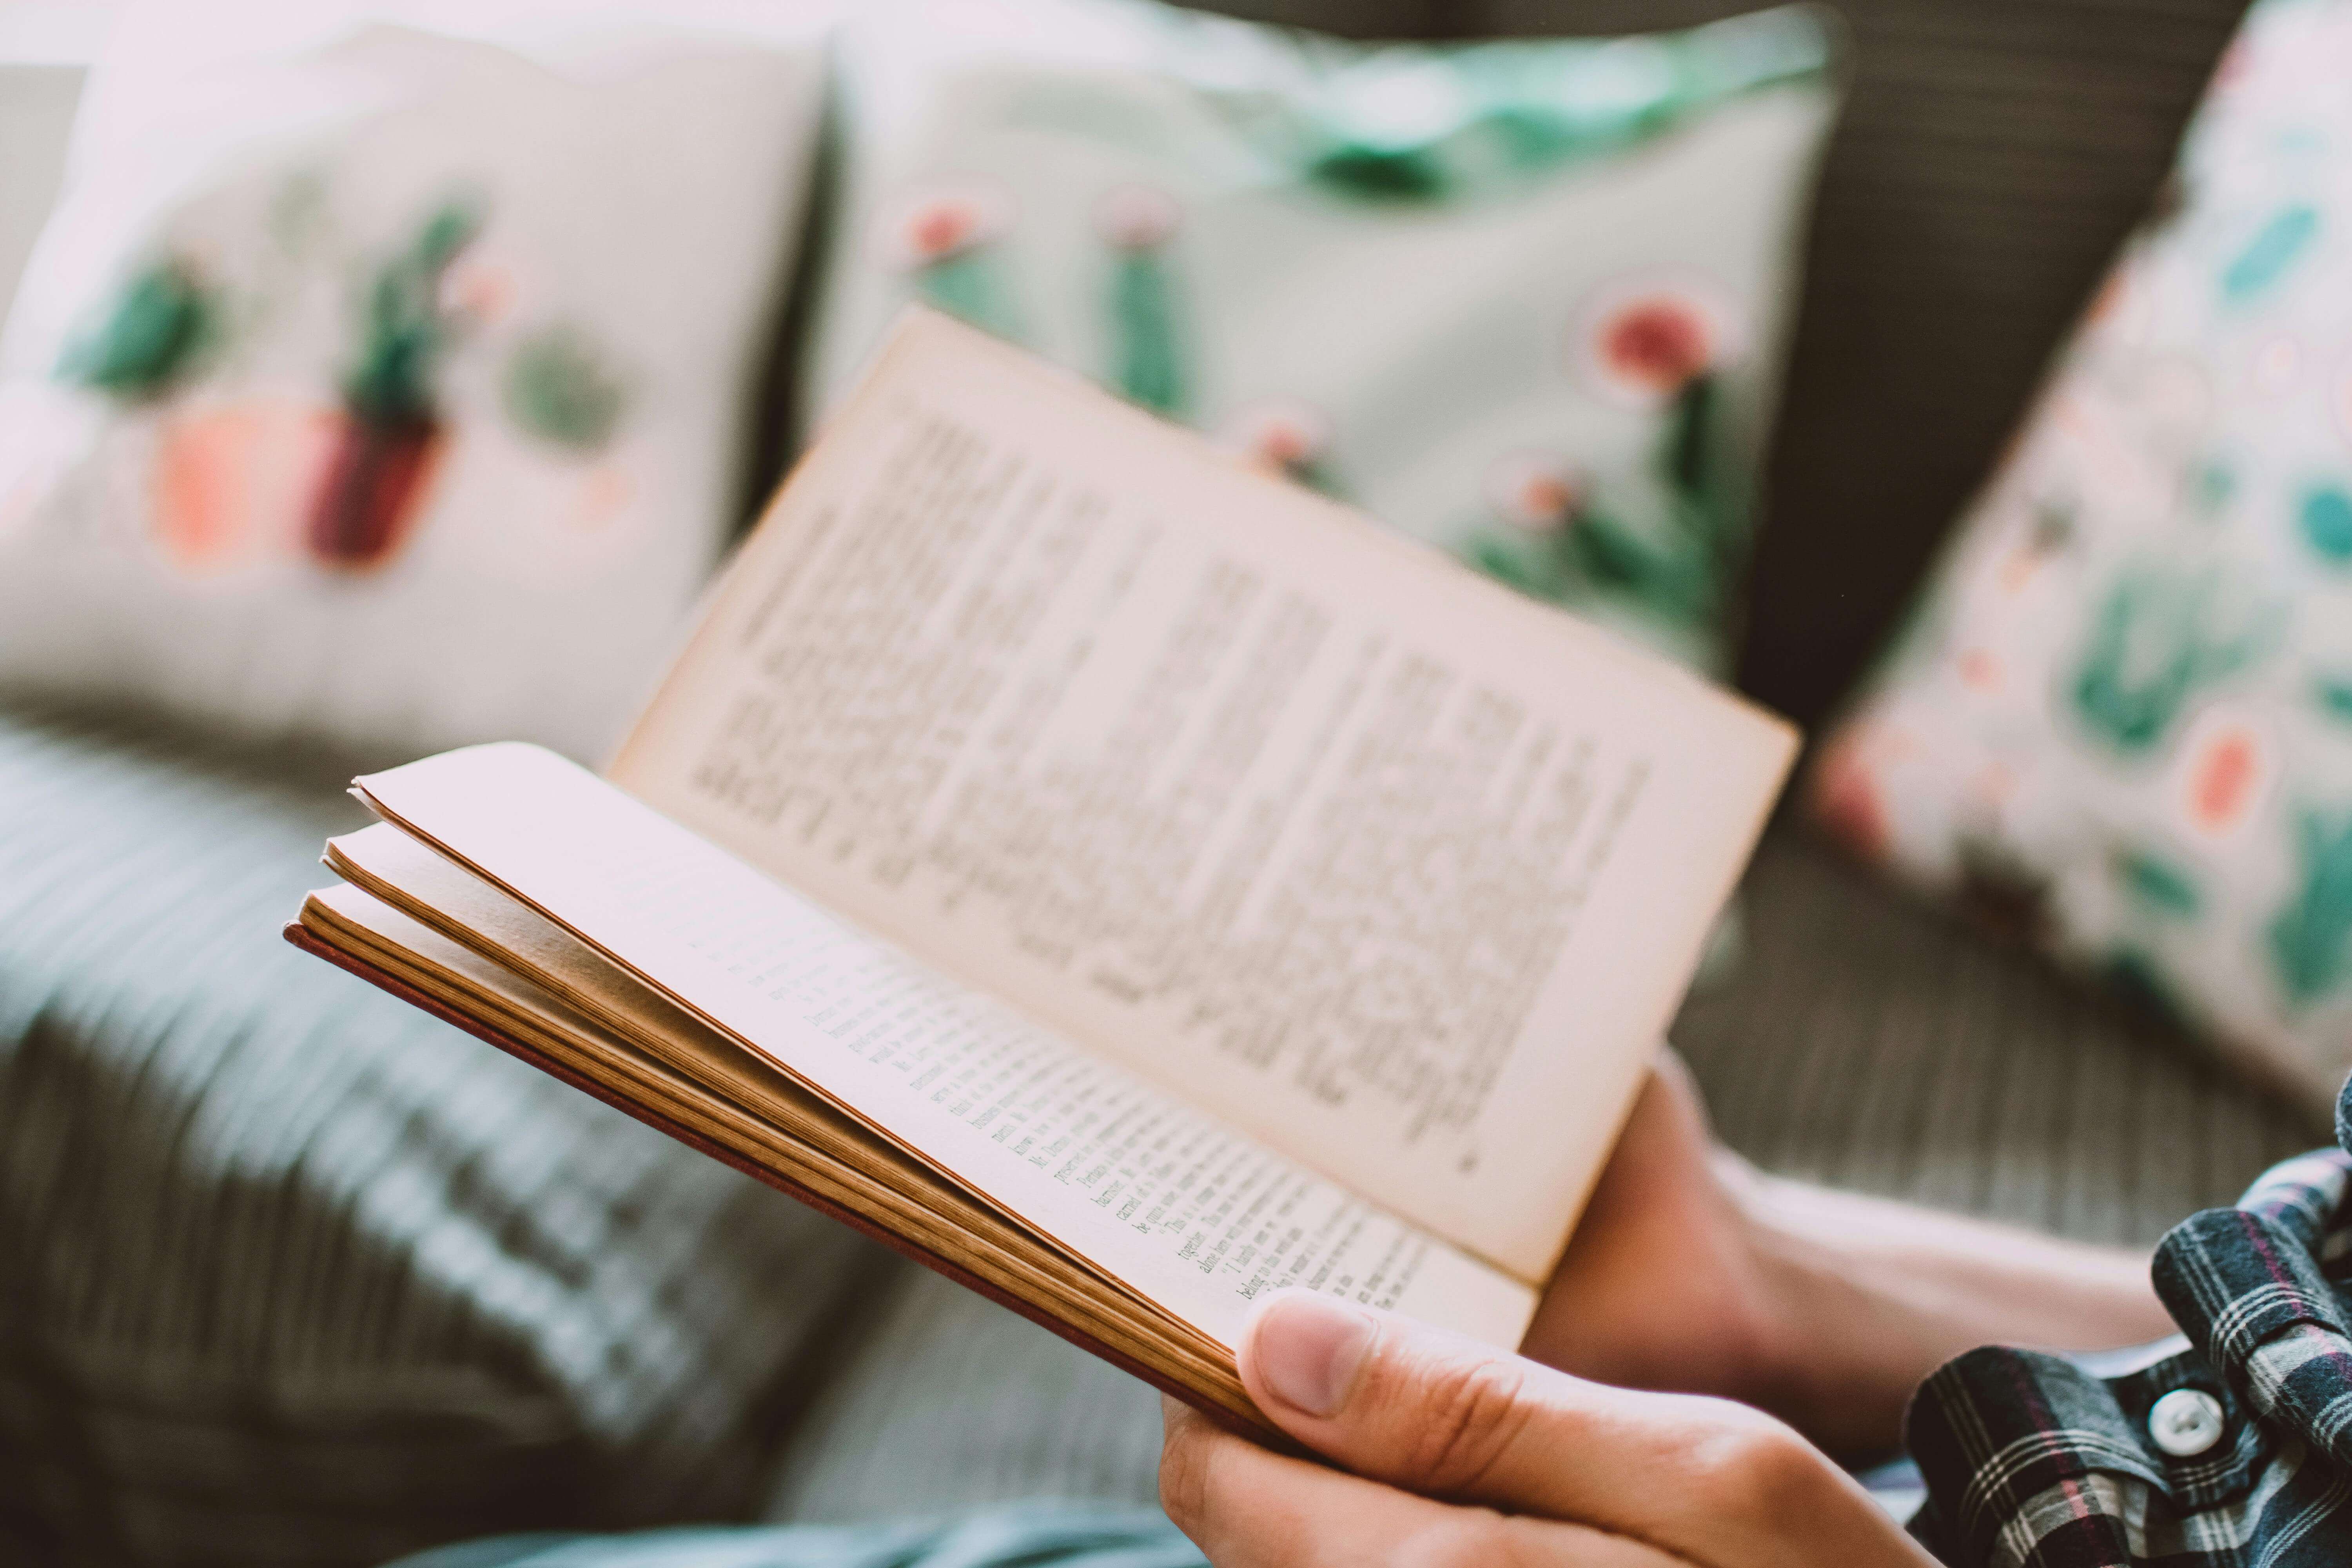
[1905,1147,2352,1567]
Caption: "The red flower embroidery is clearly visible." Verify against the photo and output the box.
[879,181,1012,270]
[1575,279,1741,407]
[1598,298,1714,396]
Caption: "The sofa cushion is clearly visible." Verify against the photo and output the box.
[1805,0,2352,1114]
[0,701,891,1567]
[0,12,826,765]
[804,0,1838,676]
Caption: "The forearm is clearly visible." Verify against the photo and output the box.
[1736,1165,2177,1456]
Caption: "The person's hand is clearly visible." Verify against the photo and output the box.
[1160,1290,1936,1568]
[1517,1052,1789,1414]
[1513,1051,2173,1456]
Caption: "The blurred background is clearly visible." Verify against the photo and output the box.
[11,0,2352,1561]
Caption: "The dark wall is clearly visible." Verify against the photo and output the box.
[1198,0,2250,726]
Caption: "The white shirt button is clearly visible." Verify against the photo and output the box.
[2148,1389,2226,1457]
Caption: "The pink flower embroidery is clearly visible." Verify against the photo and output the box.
[437,251,516,326]
[1809,725,1894,865]
[1956,647,2002,693]
[1484,453,1582,534]
[1221,399,1328,474]
[878,181,1012,270]
[2187,724,2264,834]
[1094,184,1180,251]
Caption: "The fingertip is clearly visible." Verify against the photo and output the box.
[1240,1289,1379,1421]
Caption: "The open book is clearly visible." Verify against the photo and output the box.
[287,308,1795,1437]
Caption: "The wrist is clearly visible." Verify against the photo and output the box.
[1710,1155,1860,1438]
[1721,1164,2176,1457]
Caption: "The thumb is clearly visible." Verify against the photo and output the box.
[1236,1290,1922,1568]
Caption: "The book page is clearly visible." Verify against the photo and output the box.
[354,745,1534,1357]
[612,310,1794,1280]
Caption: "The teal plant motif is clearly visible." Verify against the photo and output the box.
[2270,807,2352,1004]
[1096,185,1187,418]
[1272,10,1831,206]
[58,256,218,400]
[2299,483,2352,564]
[506,325,626,452]
[2069,566,2268,753]
[887,182,1020,343]
[1460,289,1740,649]
[340,197,481,428]
[2114,847,2203,916]
[1464,455,1585,598]
[2223,202,2319,301]
[309,194,483,569]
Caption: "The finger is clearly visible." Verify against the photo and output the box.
[1236,1291,1928,1568]
[1159,1397,1684,1568]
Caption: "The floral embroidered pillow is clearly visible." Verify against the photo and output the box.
[1812,0,2352,1111]
[0,16,824,762]
[804,0,1840,676]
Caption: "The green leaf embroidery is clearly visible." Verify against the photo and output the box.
[2299,484,2352,565]
[1271,10,1831,206]
[1467,534,1566,599]
[2223,202,2319,302]
[342,195,482,426]
[2313,674,2352,724]
[57,256,217,400]
[1108,249,1186,418]
[916,251,1020,343]
[506,326,626,452]
[2112,849,2201,916]
[1458,368,1735,648]
[2069,566,2267,753]
[2270,808,2352,1005]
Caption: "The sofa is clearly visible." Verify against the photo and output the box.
[0,1,2310,1564]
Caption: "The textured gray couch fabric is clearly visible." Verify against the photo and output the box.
[0,706,892,1566]
[1673,836,2321,1248]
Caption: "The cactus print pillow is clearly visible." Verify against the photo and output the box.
[0,16,824,762]
[805,0,1839,676]
[1812,0,2352,1111]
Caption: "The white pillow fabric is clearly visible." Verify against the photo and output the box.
[0,5,827,762]
[804,0,1838,675]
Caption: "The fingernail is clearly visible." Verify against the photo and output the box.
[1248,1292,1375,1418]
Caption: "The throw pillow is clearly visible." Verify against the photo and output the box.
[0,5,826,763]
[802,0,1839,675]
[1811,0,2352,1111]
